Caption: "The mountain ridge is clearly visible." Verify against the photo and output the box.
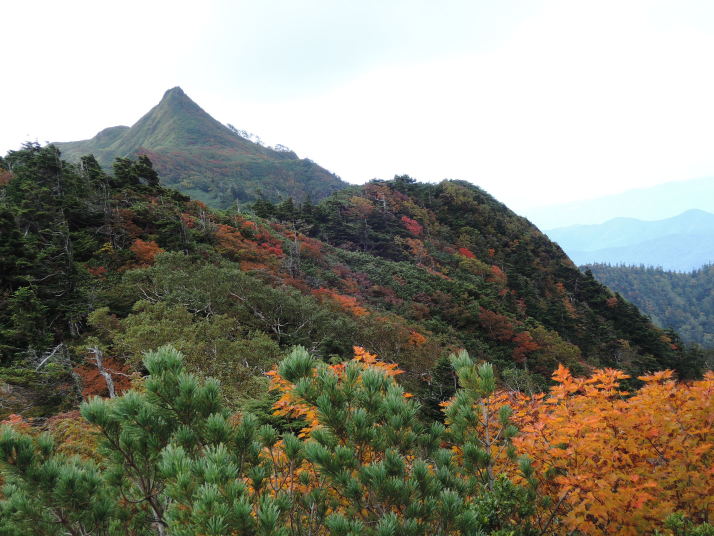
[54,87,347,207]
[524,176,714,229]
[546,209,714,271]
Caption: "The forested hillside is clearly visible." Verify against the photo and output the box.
[1,144,711,535]
[0,144,702,417]
[587,263,714,352]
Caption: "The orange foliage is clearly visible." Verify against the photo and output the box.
[215,223,248,254]
[488,264,508,287]
[215,223,284,263]
[259,347,413,525]
[347,196,375,219]
[494,367,714,535]
[404,237,428,261]
[0,414,31,433]
[130,239,164,266]
[268,347,405,438]
[312,288,369,317]
[407,330,428,347]
[113,208,142,238]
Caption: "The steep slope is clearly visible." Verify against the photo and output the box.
[587,263,714,352]
[546,210,714,271]
[0,146,703,420]
[524,176,714,229]
[54,87,347,207]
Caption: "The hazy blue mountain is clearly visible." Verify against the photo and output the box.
[54,87,347,207]
[523,177,714,229]
[546,209,714,271]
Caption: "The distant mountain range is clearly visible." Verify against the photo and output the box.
[54,87,347,207]
[523,176,714,229]
[546,209,714,272]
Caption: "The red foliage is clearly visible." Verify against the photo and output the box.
[401,215,423,236]
[180,213,197,228]
[457,247,475,258]
[478,307,515,341]
[114,208,142,238]
[260,242,284,256]
[87,265,108,278]
[512,331,541,364]
[0,169,13,186]
[130,239,164,266]
[74,357,132,399]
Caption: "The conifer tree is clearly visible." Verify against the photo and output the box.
[1,345,541,536]
[0,428,118,536]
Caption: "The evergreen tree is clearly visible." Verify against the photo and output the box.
[0,345,540,535]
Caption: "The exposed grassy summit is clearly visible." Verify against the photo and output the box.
[55,87,347,207]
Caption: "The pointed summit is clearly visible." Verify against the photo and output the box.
[162,86,186,98]
[53,88,347,206]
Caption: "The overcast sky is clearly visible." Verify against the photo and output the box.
[3,0,714,213]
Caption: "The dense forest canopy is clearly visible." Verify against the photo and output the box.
[0,144,711,535]
[1,144,704,414]
[587,263,714,356]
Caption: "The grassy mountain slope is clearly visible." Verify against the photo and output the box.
[0,146,704,419]
[55,87,347,207]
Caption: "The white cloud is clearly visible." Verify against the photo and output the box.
[3,0,714,212]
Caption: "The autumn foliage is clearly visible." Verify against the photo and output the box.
[401,215,423,236]
[312,288,369,317]
[484,366,714,535]
[129,238,164,266]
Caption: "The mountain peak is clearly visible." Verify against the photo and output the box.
[157,86,197,112]
[52,88,348,206]
[162,86,186,99]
